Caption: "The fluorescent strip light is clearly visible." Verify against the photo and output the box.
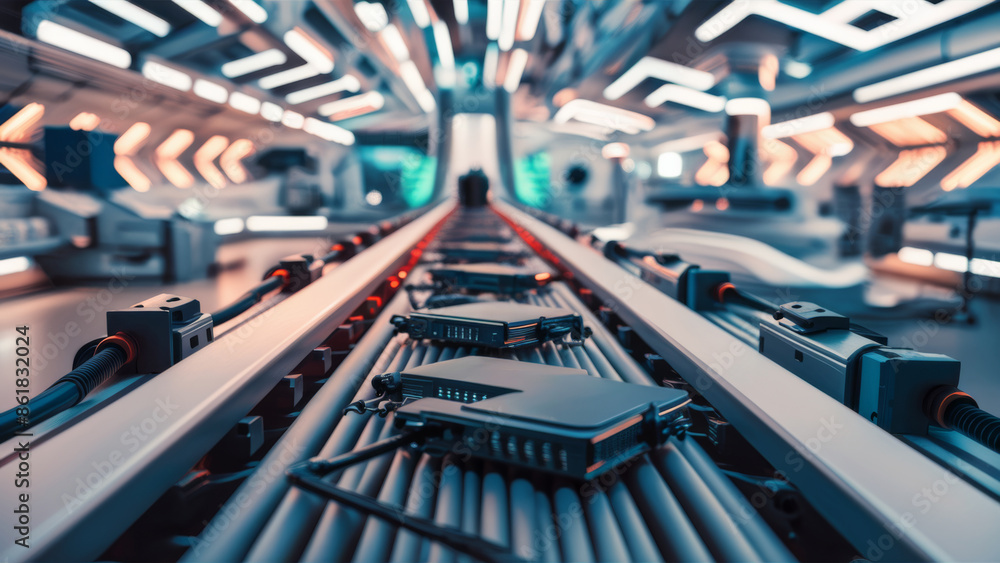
[0,257,31,276]
[483,43,499,88]
[259,65,321,89]
[281,110,304,129]
[454,0,469,25]
[260,101,284,122]
[142,60,192,91]
[400,61,436,113]
[90,0,170,37]
[433,22,456,72]
[644,84,725,112]
[694,0,753,42]
[503,48,528,93]
[69,112,101,131]
[653,133,722,154]
[554,99,655,135]
[406,0,432,28]
[354,1,389,32]
[604,57,715,100]
[657,152,682,178]
[173,0,223,26]
[517,0,546,41]
[856,47,1000,103]
[850,92,961,127]
[284,28,334,74]
[114,122,151,155]
[285,75,361,104]
[935,252,968,273]
[193,79,228,103]
[303,117,356,145]
[318,91,385,118]
[228,0,267,23]
[214,218,245,235]
[246,215,329,232]
[898,246,935,267]
[380,24,410,62]
[498,0,520,51]
[762,112,835,138]
[35,20,131,69]
[725,97,770,116]
[221,49,287,78]
[486,0,502,40]
[229,91,261,114]
[784,60,812,79]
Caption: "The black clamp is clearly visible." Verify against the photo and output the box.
[773,301,850,334]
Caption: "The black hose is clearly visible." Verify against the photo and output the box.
[0,345,129,441]
[945,403,1000,454]
[211,275,283,325]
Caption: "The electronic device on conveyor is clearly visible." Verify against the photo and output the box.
[390,302,588,348]
[348,357,692,479]
[428,263,553,294]
[433,241,527,264]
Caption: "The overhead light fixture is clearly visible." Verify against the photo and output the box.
[850,93,961,127]
[229,91,262,114]
[259,65,322,89]
[517,0,546,41]
[0,150,46,191]
[155,129,196,188]
[406,0,432,28]
[874,146,947,188]
[246,215,328,232]
[114,122,151,155]
[784,60,812,79]
[0,257,32,276]
[604,57,715,100]
[725,98,770,117]
[941,141,1000,191]
[935,252,968,273]
[220,139,254,183]
[657,152,683,178]
[221,49,287,78]
[260,101,284,122]
[483,43,499,88]
[897,246,935,267]
[318,91,385,119]
[380,24,410,62]
[173,0,223,26]
[762,112,835,138]
[214,218,245,235]
[498,0,520,51]
[866,117,948,147]
[284,28,334,74]
[644,85,726,113]
[503,48,528,93]
[193,79,228,103]
[142,60,193,91]
[354,1,389,32]
[35,20,131,69]
[602,142,630,159]
[114,155,151,192]
[303,117,356,145]
[69,112,100,131]
[228,0,267,23]
[761,138,798,186]
[854,46,1000,103]
[90,0,170,37]
[285,75,361,104]
[695,0,990,52]
[653,133,723,154]
[399,61,436,113]
[453,0,469,25]
[281,110,304,129]
[694,140,729,187]
[759,53,779,91]
[365,190,383,206]
[194,135,229,189]
[486,0,502,40]
[433,21,456,85]
[554,99,655,135]
[0,102,44,143]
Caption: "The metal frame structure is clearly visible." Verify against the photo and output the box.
[494,200,1000,562]
[0,200,454,563]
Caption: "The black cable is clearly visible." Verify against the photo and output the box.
[0,345,129,441]
[945,403,1000,455]
[286,431,527,563]
[730,288,779,313]
[210,275,283,325]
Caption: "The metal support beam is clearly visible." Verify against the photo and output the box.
[494,200,1000,562]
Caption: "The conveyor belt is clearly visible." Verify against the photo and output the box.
[189,210,797,563]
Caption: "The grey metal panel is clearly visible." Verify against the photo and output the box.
[494,200,1000,562]
[0,201,454,563]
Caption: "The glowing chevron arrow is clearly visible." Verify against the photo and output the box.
[194,135,229,189]
[155,129,195,188]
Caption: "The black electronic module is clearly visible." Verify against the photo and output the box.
[428,263,553,294]
[390,302,588,348]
